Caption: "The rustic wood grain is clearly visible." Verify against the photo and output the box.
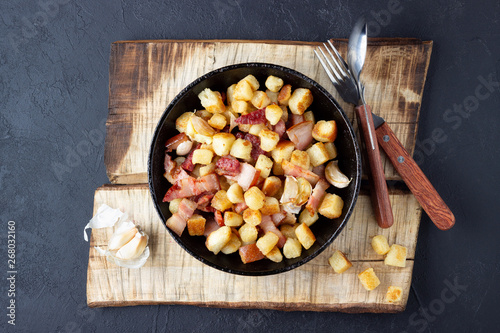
[104,39,432,184]
[91,39,431,312]
[87,185,421,311]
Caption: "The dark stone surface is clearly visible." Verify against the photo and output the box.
[0,0,499,332]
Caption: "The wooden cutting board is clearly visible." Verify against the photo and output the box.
[87,39,432,312]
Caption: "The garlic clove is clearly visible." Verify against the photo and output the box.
[295,177,312,206]
[176,140,193,156]
[108,226,138,251]
[280,176,299,205]
[115,232,148,260]
[325,161,352,188]
[190,115,216,136]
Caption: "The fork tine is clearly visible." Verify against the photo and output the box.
[327,40,351,75]
[323,43,350,80]
[314,48,340,86]
[317,45,343,83]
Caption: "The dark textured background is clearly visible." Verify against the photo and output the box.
[1,0,499,332]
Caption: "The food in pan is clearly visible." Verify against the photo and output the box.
[162,74,351,264]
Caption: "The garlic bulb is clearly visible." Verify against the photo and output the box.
[85,204,150,269]
[325,161,352,188]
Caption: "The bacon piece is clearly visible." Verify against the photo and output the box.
[235,132,245,139]
[165,213,187,237]
[215,210,225,226]
[164,153,191,184]
[271,211,287,226]
[216,155,241,177]
[273,119,286,139]
[286,121,313,150]
[204,217,220,237]
[282,160,319,186]
[244,133,267,161]
[193,192,215,206]
[234,202,249,214]
[163,174,220,202]
[260,216,286,248]
[177,199,197,221]
[181,143,202,172]
[290,114,305,126]
[312,164,326,179]
[165,133,188,152]
[239,244,266,264]
[234,108,266,124]
[236,163,261,191]
[305,178,330,215]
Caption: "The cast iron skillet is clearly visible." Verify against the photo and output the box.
[148,63,361,276]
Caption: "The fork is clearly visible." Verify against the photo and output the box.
[314,41,394,229]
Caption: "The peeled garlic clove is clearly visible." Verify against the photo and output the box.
[190,115,216,136]
[108,226,138,251]
[115,232,148,260]
[280,176,299,205]
[176,140,193,155]
[295,177,312,206]
[325,161,352,188]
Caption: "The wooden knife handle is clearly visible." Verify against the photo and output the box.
[375,122,455,230]
[355,105,394,228]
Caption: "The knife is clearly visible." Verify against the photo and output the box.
[369,107,455,230]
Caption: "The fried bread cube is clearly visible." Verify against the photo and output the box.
[358,268,381,291]
[384,244,407,267]
[371,235,390,255]
[206,226,232,254]
[288,88,313,115]
[295,223,316,250]
[328,250,352,274]
[318,193,344,219]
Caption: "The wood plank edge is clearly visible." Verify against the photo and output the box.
[87,299,406,313]
[111,38,431,47]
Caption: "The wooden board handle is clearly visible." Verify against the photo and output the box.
[375,122,455,230]
[355,105,394,228]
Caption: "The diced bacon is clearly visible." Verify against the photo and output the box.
[273,120,286,139]
[239,244,266,264]
[196,173,221,193]
[235,132,245,139]
[312,164,326,179]
[181,143,201,172]
[197,205,215,213]
[166,213,187,237]
[220,91,226,104]
[234,108,266,124]
[164,153,191,184]
[234,202,249,214]
[282,160,320,186]
[305,178,330,215]
[192,192,215,206]
[271,211,287,226]
[204,217,220,237]
[244,133,267,161]
[163,174,220,202]
[165,133,188,152]
[177,199,197,221]
[216,155,241,177]
[215,210,225,226]
[260,216,286,248]
[290,114,305,126]
[286,121,313,150]
[236,163,261,191]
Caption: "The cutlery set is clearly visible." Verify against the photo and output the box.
[315,19,455,230]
